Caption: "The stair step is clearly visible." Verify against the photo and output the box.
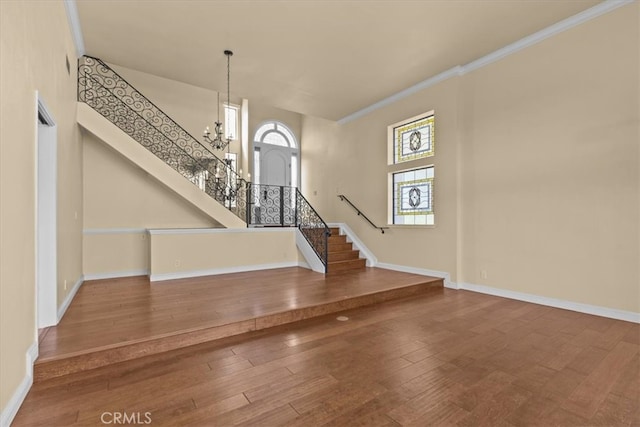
[34,272,444,380]
[328,242,353,253]
[328,258,366,273]
[328,235,347,244]
[328,250,360,262]
[328,227,341,236]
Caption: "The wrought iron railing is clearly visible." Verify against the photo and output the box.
[338,194,389,234]
[248,184,296,226]
[247,184,329,271]
[78,56,329,270]
[296,189,330,271]
[77,55,248,221]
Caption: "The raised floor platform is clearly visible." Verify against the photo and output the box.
[35,267,443,380]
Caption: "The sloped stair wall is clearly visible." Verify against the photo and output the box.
[78,102,246,229]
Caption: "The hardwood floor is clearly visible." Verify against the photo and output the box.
[35,267,442,379]
[15,288,639,426]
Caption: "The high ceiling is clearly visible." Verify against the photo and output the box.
[76,0,601,121]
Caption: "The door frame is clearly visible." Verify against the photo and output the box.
[251,121,300,189]
[35,92,58,329]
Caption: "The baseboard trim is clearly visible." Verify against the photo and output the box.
[83,270,150,281]
[297,260,311,270]
[56,275,84,323]
[0,341,38,427]
[459,282,640,324]
[328,222,378,267]
[375,263,639,323]
[150,261,302,282]
[376,263,456,289]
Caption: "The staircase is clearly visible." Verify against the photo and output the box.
[327,227,366,273]
[77,55,331,273]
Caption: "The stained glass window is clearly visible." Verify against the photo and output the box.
[389,112,435,164]
[390,166,434,225]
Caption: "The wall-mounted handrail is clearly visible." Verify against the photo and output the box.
[337,195,389,234]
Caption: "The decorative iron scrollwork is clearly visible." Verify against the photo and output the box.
[78,55,248,222]
[244,184,329,269]
[78,56,329,271]
[295,190,329,270]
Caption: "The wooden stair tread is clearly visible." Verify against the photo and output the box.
[328,242,353,252]
[328,235,347,244]
[328,250,360,261]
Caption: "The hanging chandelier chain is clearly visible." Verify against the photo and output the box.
[216,91,220,125]
[204,49,234,152]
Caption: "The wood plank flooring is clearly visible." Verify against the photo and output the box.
[35,267,442,379]
[15,288,639,426]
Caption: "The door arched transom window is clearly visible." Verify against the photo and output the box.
[254,122,297,148]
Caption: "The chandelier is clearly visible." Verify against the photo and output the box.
[203,50,233,151]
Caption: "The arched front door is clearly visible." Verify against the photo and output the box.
[262,146,291,187]
[252,121,299,225]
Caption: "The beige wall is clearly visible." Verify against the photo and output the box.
[306,3,639,313]
[149,229,300,277]
[83,232,149,277]
[300,115,340,218]
[83,133,218,229]
[460,4,639,312]
[0,0,82,413]
[83,132,219,276]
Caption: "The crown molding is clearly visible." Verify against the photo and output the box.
[63,0,85,57]
[338,0,634,125]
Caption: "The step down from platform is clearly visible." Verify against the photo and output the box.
[34,269,443,381]
[327,227,366,274]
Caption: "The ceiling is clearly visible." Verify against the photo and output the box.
[76,0,601,121]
